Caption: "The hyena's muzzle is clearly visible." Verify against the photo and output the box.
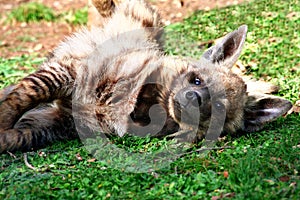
[173,85,212,126]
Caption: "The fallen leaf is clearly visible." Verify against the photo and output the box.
[212,196,220,200]
[75,153,83,161]
[87,158,96,162]
[286,12,300,20]
[264,179,275,185]
[270,157,282,161]
[212,192,235,200]
[292,144,300,149]
[262,11,278,18]
[33,44,43,51]
[279,175,290,182]
[224,193,235,198]
[287,100,300,115]
[0,40,8,47]
[290,67,299,72]
[223,171,229,178]
[20,22,27,27]
[292,100,300,113]
[289,182,297,187]
[38,151,46,157]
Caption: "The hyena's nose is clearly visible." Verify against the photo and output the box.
[185,91,201,107]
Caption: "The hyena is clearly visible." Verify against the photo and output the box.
[0,0,292,153]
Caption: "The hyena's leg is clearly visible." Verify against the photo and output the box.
[88,0,123,28]
[0,65,74,130]
[0,100,77,153]
[106,0,163,46]
[0,85,15,102]
[89,0,160,29]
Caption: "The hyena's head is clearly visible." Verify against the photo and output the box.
[168,25,292,140]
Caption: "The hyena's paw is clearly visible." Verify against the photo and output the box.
[0,85,15,102]
[92,0,123,17]
[0,84,34,130]
[88,0,125,28]
[118,0,161,28]
[0,129,33,153]
[0,86,19,130]
[0,105,76,153]
[0,69,67,130]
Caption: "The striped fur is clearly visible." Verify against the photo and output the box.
[0,0,292,153]
[0,0,163,152]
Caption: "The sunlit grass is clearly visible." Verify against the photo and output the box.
[0,0,299,199]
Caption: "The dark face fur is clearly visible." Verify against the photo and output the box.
[168,67,248,140]
[172,71,212,125]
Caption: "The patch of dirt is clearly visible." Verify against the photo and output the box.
[1,21,75,57]
[151,0,247,25]
[0,0,247,58]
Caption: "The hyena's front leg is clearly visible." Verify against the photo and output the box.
[0,100,77,153]
[0,63,74,130]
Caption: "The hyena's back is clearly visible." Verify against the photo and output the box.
[0,0,162,153]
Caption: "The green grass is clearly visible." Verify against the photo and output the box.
[0,0,299,199]
[7,2,88,25]
[8,2,57,23]
[62,6,88,25]
[0,55,44,89]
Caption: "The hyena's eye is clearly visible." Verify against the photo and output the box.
[194,78,201,86]
[214,101,225,112]
[187,72,202,85]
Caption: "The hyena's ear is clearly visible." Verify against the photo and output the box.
[243,93,292,132]
[201,25,247,69]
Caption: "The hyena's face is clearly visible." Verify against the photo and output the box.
[171,70,215,125]
[168,65,248,140]
[169,68,247,133]
[167,25,292,139]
